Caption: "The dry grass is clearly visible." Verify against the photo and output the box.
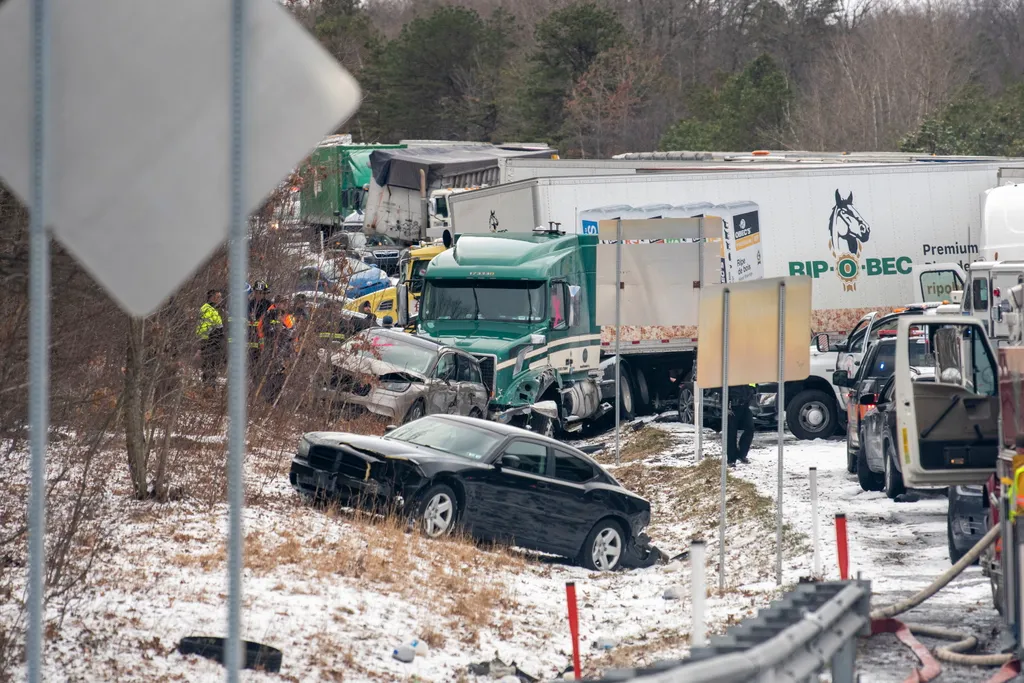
[615,455,807,555]
[165,505,524,643]
[594,425,678,464]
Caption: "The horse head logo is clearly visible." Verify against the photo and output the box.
[829,190,870,256]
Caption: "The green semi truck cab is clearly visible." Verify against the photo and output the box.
[415,228,617,432]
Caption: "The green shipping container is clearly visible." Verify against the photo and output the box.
[299,139,405,227]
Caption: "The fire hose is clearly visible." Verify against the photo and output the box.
[870,523,1013,669]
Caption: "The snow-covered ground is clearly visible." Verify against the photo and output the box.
[728,429,1005,683]
[0,418,1006,681]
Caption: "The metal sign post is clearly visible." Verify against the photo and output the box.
[614,218,623,465]
[226,0,248,677]
[695,218,704,460]
[776,281,786,586]
[26,0,50,680]
[719,288,730,591]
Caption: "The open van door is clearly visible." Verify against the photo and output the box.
[894,315,999,487]
[912,263,966,304]
[837,312,878,378]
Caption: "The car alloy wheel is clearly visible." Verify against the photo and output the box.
[422,491,455,538]
[591,526,623,571]
[404,400,425,424]
[677,382,695,425]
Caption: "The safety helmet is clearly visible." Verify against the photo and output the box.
[253,280,270,292]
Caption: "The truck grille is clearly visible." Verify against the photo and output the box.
[308,445,338,471]
[473,354,497,396]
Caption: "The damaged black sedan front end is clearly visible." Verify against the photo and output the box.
[289,415,663,571]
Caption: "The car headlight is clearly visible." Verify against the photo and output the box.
[381,380,411,393]
[758,392,777,407]
[297,436,311,459]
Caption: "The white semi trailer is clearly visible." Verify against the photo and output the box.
[436,159,1024,438]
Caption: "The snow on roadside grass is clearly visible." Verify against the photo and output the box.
[3,421,809,682]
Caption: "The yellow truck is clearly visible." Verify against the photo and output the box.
[344,241,448,328]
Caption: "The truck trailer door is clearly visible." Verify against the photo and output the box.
[894,316,999,488]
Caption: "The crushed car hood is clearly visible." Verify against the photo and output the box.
[304,432,485,467]
[328,353,428,381]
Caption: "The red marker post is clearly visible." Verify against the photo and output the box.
[565,581,582,678]
[835,513,849,580]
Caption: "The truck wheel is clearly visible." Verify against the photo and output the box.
[528,412,556,438]
[677,382,695,425]
[947,513,967,565]
[786,390,838,441]
[633,367,651,413]
[616,365,635,420]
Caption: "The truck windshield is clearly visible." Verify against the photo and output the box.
[422,281,546,322]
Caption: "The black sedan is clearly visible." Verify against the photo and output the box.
[289,414,658,571]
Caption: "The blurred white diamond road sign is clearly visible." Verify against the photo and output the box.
[0,0,361,316]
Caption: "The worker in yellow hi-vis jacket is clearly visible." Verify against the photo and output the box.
[196,289,224,387]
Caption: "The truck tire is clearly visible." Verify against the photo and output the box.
[786,390,838,441]
[633,366,651,413]
[616,364,635,421]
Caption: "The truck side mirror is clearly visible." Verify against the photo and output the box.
[568,285,581,328]
[397,283,409,328]
[1012,284,1024,310]
[815,333,830,353]
[832,370,851,388]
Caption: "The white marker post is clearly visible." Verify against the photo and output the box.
[691,540,708,648]
[810,466,821,578]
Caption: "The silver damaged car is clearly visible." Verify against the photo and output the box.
[321,328,490,423]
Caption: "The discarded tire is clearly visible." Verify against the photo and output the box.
[178,636,282,673]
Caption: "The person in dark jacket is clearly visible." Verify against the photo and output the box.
[727,384,757,465]
[357,301,377,330]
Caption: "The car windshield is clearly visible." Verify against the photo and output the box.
[366,234,395,247]
[421,280,546,322]
[868,339,933,378]
[386,417,503,460]
[347,331,437,374]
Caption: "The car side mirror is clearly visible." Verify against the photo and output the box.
[384,424,398,434]
[832,370,851,388]
[815,333,830,353]
[858,393,877,406]
[499,454,521,470]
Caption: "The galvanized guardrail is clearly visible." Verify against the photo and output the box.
[589,579,872,683]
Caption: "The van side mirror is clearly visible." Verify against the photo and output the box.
[858,393,877,406]
[815,333,830,353]
[832,370,851,388]
[397,283,409,327]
